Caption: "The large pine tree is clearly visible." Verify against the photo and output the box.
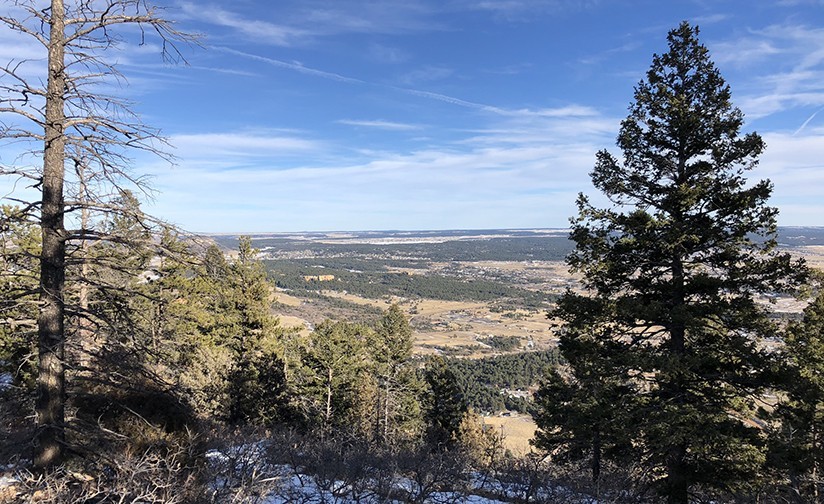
[536,22,804,503]
[772,290,824,502]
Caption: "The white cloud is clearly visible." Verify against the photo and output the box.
[712,40,781,68]
[337,120,425,131]
[502,105,600,118]
[793,107,824,135]
[753,131,824,225]
[177,1,443,47]
[461,0,599,20]
[692,14,729,25]
[170,132,322,158]
[147,118,607,231]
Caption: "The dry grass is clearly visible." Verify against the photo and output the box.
[281,288,560,356]
[483,414,538,456]
[320,291,395,311]
[795,245,824,270]
[274,291,304,307]
[277,315,311,336]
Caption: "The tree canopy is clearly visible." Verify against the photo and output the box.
[535,21,806,503]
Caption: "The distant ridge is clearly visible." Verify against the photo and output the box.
[204,227,824,247]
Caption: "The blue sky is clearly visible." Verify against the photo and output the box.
[3,0,824,232]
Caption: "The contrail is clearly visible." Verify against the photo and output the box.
[216,46,365,84]
[793,107,823,136]
[216,46,591,120]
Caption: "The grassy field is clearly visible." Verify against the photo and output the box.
[797,245,824,269]
[483,413,538,456]
[279,289,559,357]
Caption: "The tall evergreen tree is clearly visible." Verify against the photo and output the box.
[295,320,372,435]
[532,338,634,487]
[535,22,804,503]
[371,304,422,446]
[224,237,287,424]
[772,290,824,502]
[423,356,467,449]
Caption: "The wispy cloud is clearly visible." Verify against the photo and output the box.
[297,1,440,35]
[775,0,824,6]
[711,24,824,120]
[337,120,425,131]
[402,88,600,119]
[368,43,409,64]
[187,65,259,77]
[178,2,310,46]
[461,0,599,20]
[170,131,322,158]
[755,131,824,225]
[692,14,728,25]
[147,117,824,232]
[149,135,601,231]
[0,28,45,63]
[402,89,500,112]
[216,45,598,123]
[506,105,600,118]
[712,39,782,67]
[177,1,443,46]
[483,62,534,75]
[147,96,616,231]
[398,66,455,85]
[579,41,643,66]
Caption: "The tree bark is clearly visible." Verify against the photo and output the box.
[666,255,688,504]
[666,444,689,504]
[35,0,67,469]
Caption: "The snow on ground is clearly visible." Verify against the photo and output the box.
[205,445,598,504]
[0,444,597,503]
[0,372,11,391]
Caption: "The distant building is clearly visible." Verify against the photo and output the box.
[303,274,335,282]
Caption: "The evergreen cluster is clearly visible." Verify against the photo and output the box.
[448,350,561,414]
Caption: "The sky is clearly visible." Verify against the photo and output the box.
[1,0,824,232]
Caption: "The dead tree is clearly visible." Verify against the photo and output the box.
[0,0,195,468]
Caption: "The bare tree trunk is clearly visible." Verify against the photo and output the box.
[324,367,333,440]
[813,421,821,504]
[76,164,96,367]
[591,428,601,489]
[383,382,390,443]
[35,0,67,469]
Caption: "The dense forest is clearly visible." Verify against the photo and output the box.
[447,350,561,414]
[267,259,555,308]
[1,4,824,504]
